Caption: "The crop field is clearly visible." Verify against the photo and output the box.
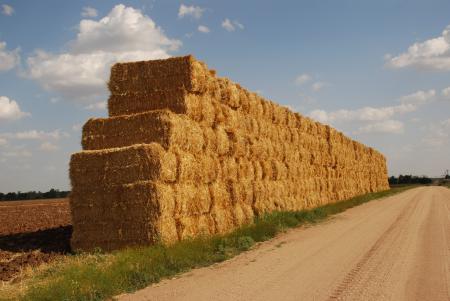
[0,199,71,281]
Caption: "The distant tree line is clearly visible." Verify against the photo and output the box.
[388,175,432,185]
[0,188,70,201]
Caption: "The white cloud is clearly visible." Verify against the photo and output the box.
[442,86,450,99]
[0,41,20,71]
[84,101,106,110]
[422,118,450,147]
[81,6,98,18]
[2,150,32,158]
[26,4,181,104]
[0,129,68,140]
[298,93,316,105]
[312,81,326,92]
[309,103,415,124]
[295,74,311,85]
[234,20,244,30]
[198,25,210,33]
[399,89,436,105]
[443,118,450,127]
[72,123,82,131]
[309,109,329,123]
[386,25,450,70]
[1,4,13,16]
[222,18,244,32]
[355,120,404,134]
[39,142,59,152]
[0,96,30,121]
[310,89,436,124]
[178,4,204,19]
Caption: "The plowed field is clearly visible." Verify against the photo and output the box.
[0,199,71,281]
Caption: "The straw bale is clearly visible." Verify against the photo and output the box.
[109,55,210,95]
[209,183,235,233]
[70,54,389,251]
[228,131,250,158]
[232,203,250,226]
[219,157,238,182]
[70,143,176,188]
[218,78,241,109]
[173,183,211,216]
[82,110,204,153]
[108,91,204,119]
[215,126,231,155]
[246,93,264,117]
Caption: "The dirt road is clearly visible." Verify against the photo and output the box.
[119,187,450,301]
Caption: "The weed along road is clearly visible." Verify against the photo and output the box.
[118,186,450,301]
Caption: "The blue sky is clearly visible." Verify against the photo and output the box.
[0,0,449,192]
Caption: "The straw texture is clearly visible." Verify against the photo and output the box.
[69,55,389,251]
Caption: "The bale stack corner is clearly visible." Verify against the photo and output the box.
[69,55,389,251]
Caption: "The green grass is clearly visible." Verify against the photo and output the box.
[2,186,414,301]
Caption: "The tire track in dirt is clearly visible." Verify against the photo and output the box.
[118,187,450,301]
[327,191,423,300]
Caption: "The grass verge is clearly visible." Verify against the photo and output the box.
[1,186,415,301]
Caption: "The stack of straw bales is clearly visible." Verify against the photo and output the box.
[70,55,389,251]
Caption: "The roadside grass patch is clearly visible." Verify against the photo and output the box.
[1,186,414,301]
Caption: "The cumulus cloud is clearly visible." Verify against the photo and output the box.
[81,6,98,18]
[295,74,311,86]
[25,4,181,103]
[310,88,436,125]
[84,101,106,110]
[0,96,30,121]
[422,118,450,147]
[442,86,450,99]
[39,142,59,152]
[222,18,244,32]
[386,25,450,70]
[1,4,13,16]
[2,150,32,158]
[0,129,68,140]
[178,4,204,19]
[398,89,436,105]
[355,120,404,134]
[72,123,82,131]
[198,25,210,33]
[0,41,20,71]
[309,103,415,124]
[312,81,326,92]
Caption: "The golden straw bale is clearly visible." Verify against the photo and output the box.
[252,161,264,180]
[108,90,203,119]
[82,110,204,153]
[219,157,238,182]
[176,216,199,240]
[70,143,176,189]
[174,183,211,216]
[237,157,255,180]
[238,88,250,114]
[70,54,389,251]
[209,183,235,233]
[215,126,231,155]
[247,93,264,118]
[109,55,210,95]
[219,78,241,109]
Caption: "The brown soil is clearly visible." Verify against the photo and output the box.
[0,199,72,282]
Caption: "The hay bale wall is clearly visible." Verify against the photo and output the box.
[70,55,389,251]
